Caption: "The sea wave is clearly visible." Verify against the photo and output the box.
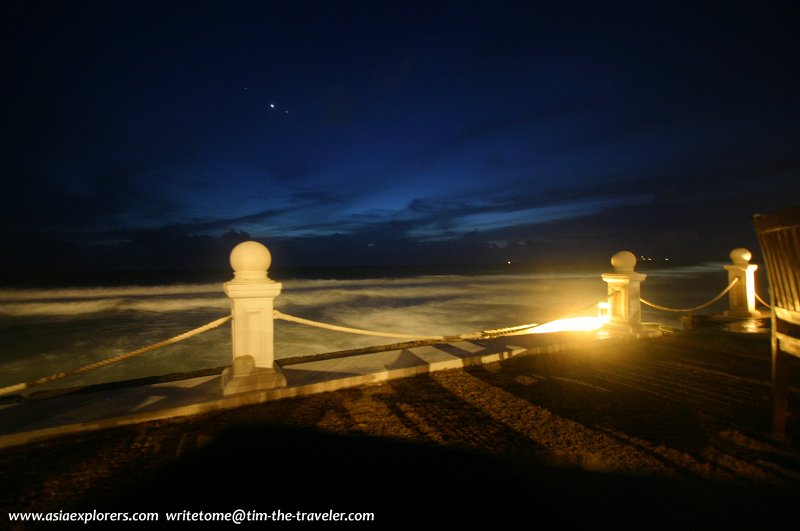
[0,274,605,318]
[0,268,743,393]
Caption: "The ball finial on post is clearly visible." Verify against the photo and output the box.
[729,247,752,266]
[602,250,647,331]
[229,241,272,281]
[611,250,637,272]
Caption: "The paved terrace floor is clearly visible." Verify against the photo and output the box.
[1,325,800,529]
[0,331,597,448]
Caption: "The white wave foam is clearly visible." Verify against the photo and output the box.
[0,283,223,301]
[0,268,735,391]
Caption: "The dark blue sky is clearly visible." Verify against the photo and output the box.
[3,0,798,272]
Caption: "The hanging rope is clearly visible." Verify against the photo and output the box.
[274,310,446,340]
[478,297,609,338]
[477,322,540,337]
[2,295,610,397]
[277,297,611,366]
[274,309,537,341]
[755,291,772,309]
[639,278,739,313]
[275,296,609,342]
[0,315,232,397]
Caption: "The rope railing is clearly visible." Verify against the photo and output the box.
[278,298,610,366]
[273,310,446,340]
[755,291,772,309]
[639,278,739,313]
[0,315,232,397]
[274,309,520,341]
[275,296,609,343]
[2,296,610,398]
[2,245,771,399]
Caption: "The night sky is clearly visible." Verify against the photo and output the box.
[3,0,798,273]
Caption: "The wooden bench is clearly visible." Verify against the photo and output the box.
[753,204,800,438]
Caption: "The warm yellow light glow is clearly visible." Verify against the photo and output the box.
[745,275,756,307]
[528,316,605,334]
[597,302,610,322]
[520,302,612,334]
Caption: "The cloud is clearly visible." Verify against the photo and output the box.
[446,97,617,150]
[1,164,182,234]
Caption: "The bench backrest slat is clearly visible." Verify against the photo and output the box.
[754,205,800,315]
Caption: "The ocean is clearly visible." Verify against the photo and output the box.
[0,262,767,395]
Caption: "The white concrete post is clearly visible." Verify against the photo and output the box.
[602,251,647,329]
[724,248,761,319]
[221,241,286,395]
